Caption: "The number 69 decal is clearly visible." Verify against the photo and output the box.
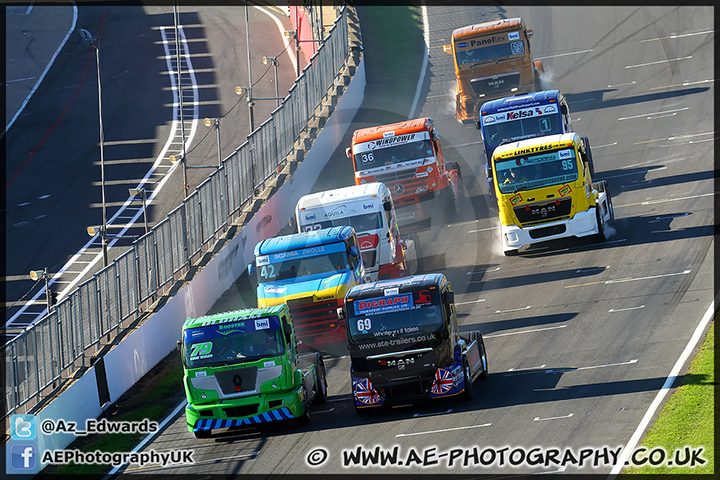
[357,318,372,331]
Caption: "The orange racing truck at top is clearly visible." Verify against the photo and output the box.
[346,117,464,225]
[443,17,544,123]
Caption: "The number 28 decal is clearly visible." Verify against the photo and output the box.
[357,318,372,331]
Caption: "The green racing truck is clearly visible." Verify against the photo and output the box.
[180,305,327,438]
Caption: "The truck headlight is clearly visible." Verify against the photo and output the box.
[415,186,428,194]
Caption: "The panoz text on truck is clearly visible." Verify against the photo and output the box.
[180,305,327,438]
[250,226,364,350]
[291,182,408,282]
[443,17,544,123]
[491,133,614,255]
[340,274,488,413]
[346,118,464,224]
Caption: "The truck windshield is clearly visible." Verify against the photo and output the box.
[483,113,560,151]
[495,148,578,195]
[353,139,433,172]
[347,289,444,343]
[182,319,285,368]
[257,251,350,283]
[456,37,526,68]
[300,211,383,234]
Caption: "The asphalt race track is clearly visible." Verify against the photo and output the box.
[9,5,713,476]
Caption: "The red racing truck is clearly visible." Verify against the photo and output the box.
[346,118,464,225]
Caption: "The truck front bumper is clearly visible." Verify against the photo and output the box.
[186,388,304,433]
[501,208,598,252]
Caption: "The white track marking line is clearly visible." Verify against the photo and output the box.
[609,305,645,313]
[618,107,688,121]
[534,413,573,421]
[396,423,491,437]
[535,48,593,60]
[408,5,429,119]
[612,299,716,474]
[485,325,567,339]
[625,56,692,68]
[455,299,486,306]
[495,305,531,314]
[5,6,78,134]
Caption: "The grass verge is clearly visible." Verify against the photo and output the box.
[624,320,714,474]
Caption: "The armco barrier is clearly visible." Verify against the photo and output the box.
[3,5,363,422]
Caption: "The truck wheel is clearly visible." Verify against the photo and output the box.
[461,356,474,400]
[193,429,211,439]
[602,181,615,226]
[313,357,328,404]
[295,386,311,425]
[582,137,595,176]
[594,206,607,243]
[354,402,369,416]
[478,335,488,380]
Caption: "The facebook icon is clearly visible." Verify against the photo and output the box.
[11,444,36,470]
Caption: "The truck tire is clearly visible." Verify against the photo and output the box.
[295,385,311,425]
[461,356,474,400]
[602,181,615,226]
[193,429,211,439]
[439,185,458,223]
[312,357,328,405]
[477,335,488,380]
[594,206,607,243]
[582,137,595,176]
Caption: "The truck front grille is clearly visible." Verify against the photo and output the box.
[373,169,417,184]
[223,404,258,418]
[471,72,521,97]
[216,368,258,395]
[514,198,572,225]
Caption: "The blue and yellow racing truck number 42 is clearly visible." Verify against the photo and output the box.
[250,226,364,350]
[491,133,614,256]
[339,274,488,413]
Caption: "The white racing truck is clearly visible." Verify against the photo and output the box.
[291,182,419,282]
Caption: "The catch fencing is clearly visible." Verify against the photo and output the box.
[3,6,354,420]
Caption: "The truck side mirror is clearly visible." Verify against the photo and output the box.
[475,119,482,130]
[345,146,352,158]
[349,246,359,257]
[432,131,440,141]
[176,340,182,352]
[442,44,452,54]
[248,263,256,275]
[336,307,345,320]
[443,291,455,304]
[289,216,296,228]
[560,104,568,115]
[383,200,392,212]
[526,29,534,38]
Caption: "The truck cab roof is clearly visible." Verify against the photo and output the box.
[492,132,580,158]
[347,273,448,299]
[451,17,524,39]
[254,226,356,256]
[351,117,435,143]
[182,304,289,329]
[297,182,390,211]
[481,90,562,114]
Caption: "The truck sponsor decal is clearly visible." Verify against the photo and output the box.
[353,293,413,316]
[508,31,520,41]
[510,193,523,205]
[255,318,270,330]
[355,158,427,176]
[483,104,558,125]
[384,287,399,296]
[189,342,213,360]
[356,333,437,350]
[458,35,506,50]
[559,184,572,197]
